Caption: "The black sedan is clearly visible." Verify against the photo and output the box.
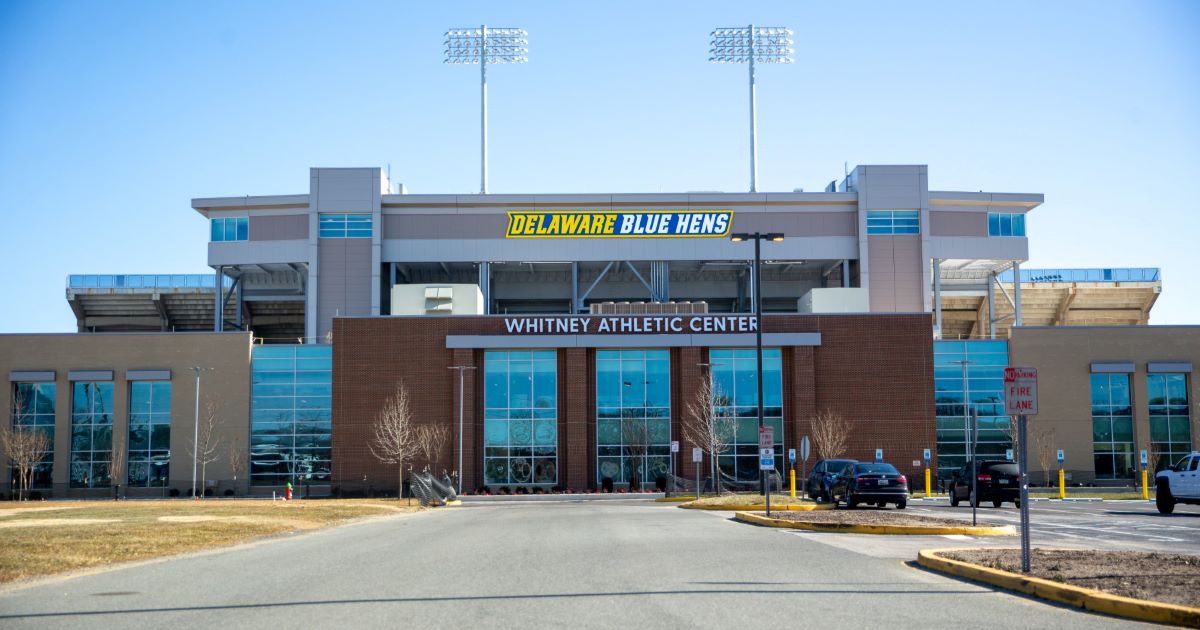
[829,462,909,509]
[805,458,858,503]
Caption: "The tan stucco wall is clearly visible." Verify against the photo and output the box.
[0,332,252,497]
[1009,326,1200,485]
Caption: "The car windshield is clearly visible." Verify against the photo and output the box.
[853,464,898,475]
[825,460,855,473]
[983,463,1018,476]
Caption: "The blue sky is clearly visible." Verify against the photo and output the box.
[1,0,1197,331]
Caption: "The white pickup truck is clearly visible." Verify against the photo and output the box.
[1155,452,1200,514]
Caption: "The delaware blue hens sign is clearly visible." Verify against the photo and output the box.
[506,210,732,238]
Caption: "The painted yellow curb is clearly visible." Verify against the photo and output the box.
[654,496,703,503]
[734,511,1015,536]
[444,500,462,506]
[917,549,1200,628]
[680,502,834,512]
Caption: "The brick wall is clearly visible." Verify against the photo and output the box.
[332,314,934,492]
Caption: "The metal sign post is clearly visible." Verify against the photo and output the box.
[692,447,703,500]
[1005,367,1039,574]
[759,426,774,515]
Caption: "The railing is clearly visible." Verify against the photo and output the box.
[996,268,1160,283]
[67,274,234,290]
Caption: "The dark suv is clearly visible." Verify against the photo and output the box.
[948,460,1021,508]
[805,458,858,503]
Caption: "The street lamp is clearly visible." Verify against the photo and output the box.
[951,358,979,526]
[730,232,784,501]
[710,25,794,193]
[448,365,477,493]
[445,25,528,195]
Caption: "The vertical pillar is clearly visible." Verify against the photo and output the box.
[932,258,942,339]
[1012,261,1023,328]
[214,266,224,332]
[987,272,996,339]
[563,348,589,490]
[235,278,244,330]
[841,259,850,288]
[478,262,491,315]
[571,262,579,314]
[451,349,478,489]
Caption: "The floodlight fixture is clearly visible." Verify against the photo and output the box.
[445,25,528,194]
[709,25,794,193]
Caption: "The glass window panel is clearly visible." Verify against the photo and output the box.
[236,218,248,240]
[211,219,223,241]
[1013,213,1025,236]
[1000,214,1012,236]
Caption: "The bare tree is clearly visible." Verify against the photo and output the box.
[370,384,419,501]
[109,437,126,498]
[1034,427,1056,487]
[417,424,450,471]
[2,392,50,501]
[186,402,225,497]
[228,440,246,488]
[1003,416,1021,460]
[620,417,650,489]
[810,409,851,460]
[682,378,735,494]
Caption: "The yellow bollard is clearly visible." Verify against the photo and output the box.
[1058,468,1065,499]
[924,468,931,498]
[1141,469,1149,500]
[789,469,796,498]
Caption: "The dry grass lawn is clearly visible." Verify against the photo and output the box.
[0,499,419,584]
[686,493,817,507]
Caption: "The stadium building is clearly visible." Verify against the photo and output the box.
[2,165,1193,497]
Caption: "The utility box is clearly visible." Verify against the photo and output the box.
[390,284,484,315]
[797,288,870,313]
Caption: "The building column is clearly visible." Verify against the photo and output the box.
[987,272,996,339]
[478,262,491,315]
[563,348,589,490]
[214,266,224,332]
[932,258,942,339]
[676,348,705,484]
[1012,261,1023,327]
[842,259,850,288]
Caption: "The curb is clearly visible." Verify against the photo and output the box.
[734,511,1015,536]
[917,549,1200,628]
[680,502,834,512]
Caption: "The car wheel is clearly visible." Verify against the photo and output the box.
[875,502,884,508]
[992,499,1002,508]
[1014,499,1021,508]
[846,491,857,509]
[896,500,906,510]
[949,485,960,507]
[1156,484,1176,515]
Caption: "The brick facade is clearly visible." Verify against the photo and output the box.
[332,314,935,493]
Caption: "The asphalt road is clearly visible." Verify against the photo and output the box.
[0,499,1166,629]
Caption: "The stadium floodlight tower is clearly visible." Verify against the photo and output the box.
[709,25,793,193]
[444,25,528,195]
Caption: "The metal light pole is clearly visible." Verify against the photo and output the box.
[710,26,793,193]
[191,366,201,499]
[953,358,978,525]
[448,365,477,493]
[731,232,784,504]
[445,25,528,194]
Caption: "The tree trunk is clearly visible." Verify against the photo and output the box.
[397,459,404,504]
[201,462,207,498]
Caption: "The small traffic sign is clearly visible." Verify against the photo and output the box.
[692,447,703,463]
[788,448,796,464]
[670,440,679,453]
[1005,449,1014,461]
[760,456,775,470]
[912,460,921,467]
[1003,367,1039,416]
[800,436,811,462]
[1140,449,1148,467]
[758,426,774,450]
[1056,449,1064,464]
[874,448,883,463]
[923,448,931,463]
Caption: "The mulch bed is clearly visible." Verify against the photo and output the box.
[750,509,1002,528]
[942,549,1200,609]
